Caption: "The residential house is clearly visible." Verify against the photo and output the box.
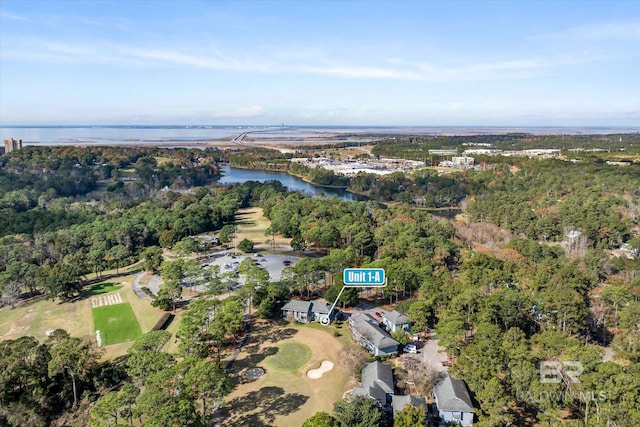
[433,375,474,426]
[354,361,428,423]
[391,394,429,419]
[353,361,394,406]
[349,313,399,356]
[281,299,335,323]
[381,310,411,333]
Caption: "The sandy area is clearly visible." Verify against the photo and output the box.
[221,322,349,426]
[307,360,334,379]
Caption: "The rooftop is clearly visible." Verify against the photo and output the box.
[350,313,400,350]
[382,310,410,325]
[433,375,474,413]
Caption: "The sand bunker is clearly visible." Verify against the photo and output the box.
[307,360,334,379]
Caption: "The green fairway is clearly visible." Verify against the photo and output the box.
[92,302,142,346]
[89,282,123,295]
[265,341,312,372]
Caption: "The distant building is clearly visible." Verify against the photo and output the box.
[3,138,22,154]
[452,156,475,168]
[463,149,503,156]
[439,156,475,169]
[428,149,458,156]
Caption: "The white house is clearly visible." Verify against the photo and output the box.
[381,310,411,333]
[281,300,335,323]
[433,375,474,426]
[349,313,399,356]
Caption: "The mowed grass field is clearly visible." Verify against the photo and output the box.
[92,302,142,346]
[234,207,292,252]
[222,322,352,426]
[265,341,312,372]
[0,267,171,359]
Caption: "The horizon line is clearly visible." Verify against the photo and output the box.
[2,124,640,129]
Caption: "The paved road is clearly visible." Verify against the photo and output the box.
[420,338,449,373]
[132,272,153,300]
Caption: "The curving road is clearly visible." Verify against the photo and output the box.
[132,272,163,300]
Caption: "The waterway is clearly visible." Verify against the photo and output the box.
[217,165,368,202]
[216,166,464,220]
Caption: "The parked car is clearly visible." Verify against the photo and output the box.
[404,344,418,354]
[282,259,291,265]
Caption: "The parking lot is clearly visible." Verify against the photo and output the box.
[201,249,300,289]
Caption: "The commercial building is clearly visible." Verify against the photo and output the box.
[3,138,23,154]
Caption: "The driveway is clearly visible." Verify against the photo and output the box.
[420,337,449,373]
[132,272,161,300]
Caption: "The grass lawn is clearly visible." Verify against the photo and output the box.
[0,296,93,341]
[222,322,351,426]
[92,302,142,346]
[88,282,123,295]
[265,341,311,372]
[234,207,292,252]
[1,267,167,360]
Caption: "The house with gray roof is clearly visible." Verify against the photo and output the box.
[381,310,411,333]
[354,361,428,424]
[349,313,399,356]
[391,394,428,418]
[433,375,474,426]
[353,361,394,406]
[281,299,335,323]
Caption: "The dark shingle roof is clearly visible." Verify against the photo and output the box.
[281,300,333,316]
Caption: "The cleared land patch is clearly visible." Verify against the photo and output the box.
[92,302,142,346]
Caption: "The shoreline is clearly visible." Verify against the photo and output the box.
[221,163,376,201]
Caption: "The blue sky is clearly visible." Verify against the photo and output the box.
[1,0,639,126]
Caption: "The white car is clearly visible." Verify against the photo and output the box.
[404,344,418,354]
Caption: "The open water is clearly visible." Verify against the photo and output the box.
[218,165,367,202]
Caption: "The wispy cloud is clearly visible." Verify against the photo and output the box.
[0,9,31,22]
[533,21,640,42]
[0,31,629,84]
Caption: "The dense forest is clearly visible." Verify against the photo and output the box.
[1,139,639,426]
